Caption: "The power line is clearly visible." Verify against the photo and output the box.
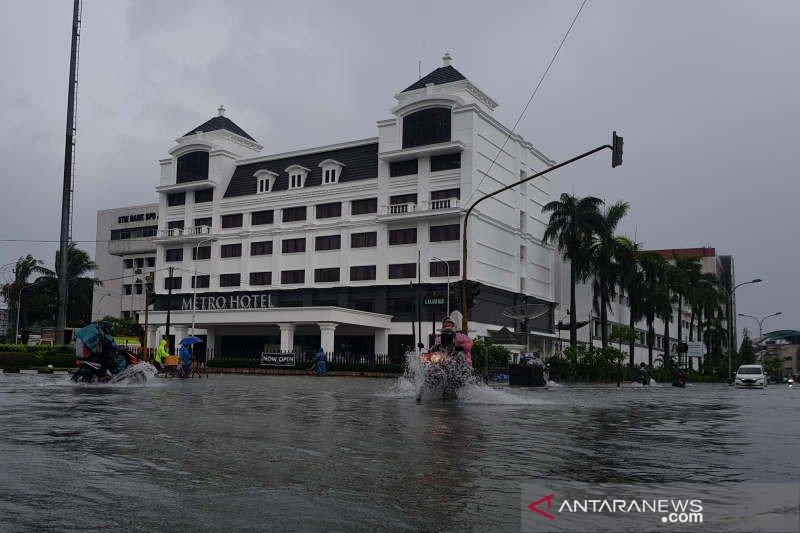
[465,0,589,206]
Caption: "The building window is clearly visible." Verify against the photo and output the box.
[389,228,417,245]
[430,260,459,277]
[123,284,132,295]
[389,263,416,279]
[221,214,243,229]
[520,211,527,232]
[249,271,272,286]
[286,165,309,189]
[430,188,460,201]
[282,206,307,222]
[194,217,212,228]
[315,202,342,219]
[176,151,209,183]
[315,235,341,251]
[350,231,377,248]
[164,276,182,290]
[219,273,241,287]
[135,283,143,295]
[167,220,185,230]
[429,224,460,242]
[350,265,376,281]
[389,159,418,177]
[192,275,210,288]
[220,243,242,258]
[390,193,417,205]
[194,188,213,203]
[251,210,274,226]
[146,257,155,267]
[135,258,144,269]
[192,246,211,260]
[282,238,306,254]
[387,298,414,315]
[430,153,461,172]
[123,259,133,269]
[314,267,340,283]
[250,241,273,256]
[167,192,185,206]
[281,269,305,284]
[254,170,277,194]
[402,107,451,149]
[318,159,344,185]
[351,198,377,215]
[165,248,184,262]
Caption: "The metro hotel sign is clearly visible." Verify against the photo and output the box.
[154,292,273,312]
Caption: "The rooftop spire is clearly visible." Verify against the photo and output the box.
[217,104,226,117]
[442,52,452,67]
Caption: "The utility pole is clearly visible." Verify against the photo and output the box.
[143,273,152,359]
[416,250,422,350]
[165,266,174,353]
[56,0,82,345]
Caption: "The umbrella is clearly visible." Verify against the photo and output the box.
[179,336,203,346]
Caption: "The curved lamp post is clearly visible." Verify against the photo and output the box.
[722,278,761,378]
[738,311,781,340]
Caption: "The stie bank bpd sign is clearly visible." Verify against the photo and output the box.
[176,292,272,311]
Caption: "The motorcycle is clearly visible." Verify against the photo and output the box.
[415,349,472,401]
[71,323,149,384]
[638,369,650,386]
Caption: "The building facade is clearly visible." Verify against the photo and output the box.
[141,55,559,359]
[91,204,159,321]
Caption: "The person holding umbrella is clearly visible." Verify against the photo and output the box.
[178,336,203,378]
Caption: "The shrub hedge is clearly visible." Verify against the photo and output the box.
[0,350,76,372]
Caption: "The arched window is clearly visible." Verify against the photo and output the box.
[176,151,209,183]
[402,107,451,149]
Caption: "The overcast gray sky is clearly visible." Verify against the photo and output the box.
[1,0,798,339]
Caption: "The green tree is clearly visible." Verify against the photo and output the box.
[542,194,603,350]
[471,338,512,369]
[0,254,49,341]
[32,243,100,327]
[589,201,630,349]
[616,237,646,367]
[639,252,668,367]
[738,336,755,365]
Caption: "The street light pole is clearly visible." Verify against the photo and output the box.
[431,256,451,317]
[738,311,781,340]
[15,282,38,343]
[724,278,761,379]
[191,237,216,336]
[460,134,623,379]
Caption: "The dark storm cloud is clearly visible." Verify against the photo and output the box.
[1,0,798,337]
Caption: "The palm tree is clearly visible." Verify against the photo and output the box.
[35,243,100,326]
[0,255,49,341]
[639,252,668,367]
[542,194,603,350]
[589,201,629,348]
[659,261,677,368]
[616,237,645,367]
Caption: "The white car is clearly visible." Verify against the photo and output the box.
[734,364,767,388]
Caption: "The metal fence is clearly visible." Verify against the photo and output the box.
[207,349,396,368]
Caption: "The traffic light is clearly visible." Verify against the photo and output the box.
[467,281,481,309]
[612,131,623,168]
[453,280,482,310]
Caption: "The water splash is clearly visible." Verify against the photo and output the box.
[387,352,553,405]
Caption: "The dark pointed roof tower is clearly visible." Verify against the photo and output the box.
[184,105,257,142]
[401,52,467,93]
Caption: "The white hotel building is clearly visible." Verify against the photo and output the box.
[135,55,559,359]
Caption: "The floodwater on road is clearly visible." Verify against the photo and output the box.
[0,373,797,532]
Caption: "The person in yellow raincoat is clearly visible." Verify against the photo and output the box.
[155,336,169,372]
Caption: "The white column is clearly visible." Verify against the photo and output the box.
[374,328,389,355]
[318,322,338,358]
[206,327,217,360]
[278,323,296,353]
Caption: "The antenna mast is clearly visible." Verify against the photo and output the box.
[56,0,82,344]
